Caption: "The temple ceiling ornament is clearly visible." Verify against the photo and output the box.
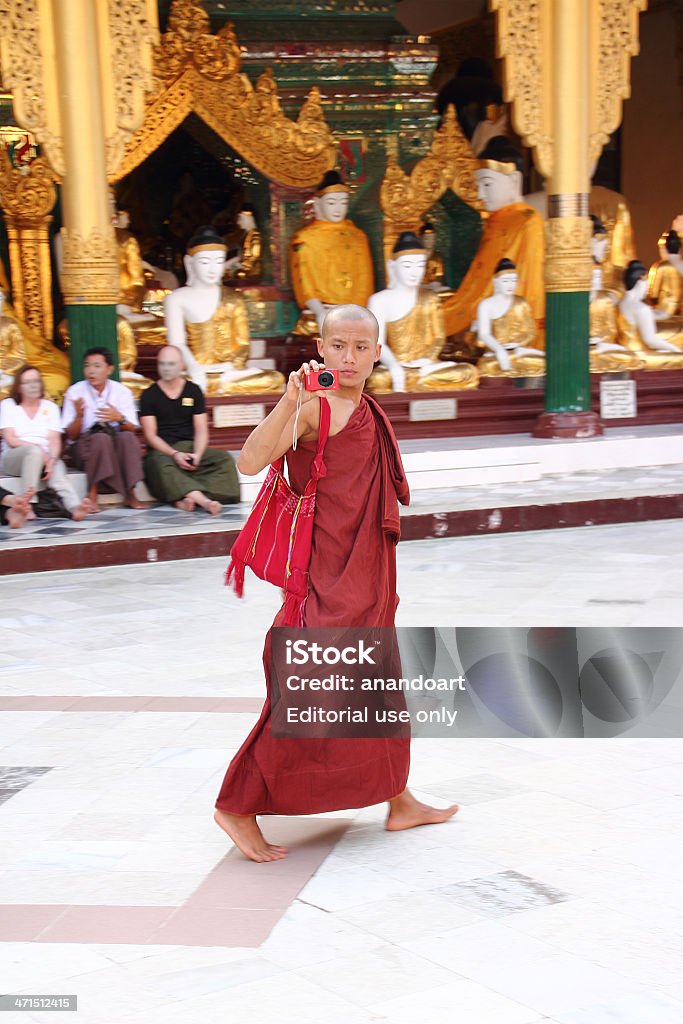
[113,0,338,187]
[490,0,648,178]
[380,106,483,259]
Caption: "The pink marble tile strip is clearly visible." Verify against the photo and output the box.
[0,696,263,713]
[0,818,351,947]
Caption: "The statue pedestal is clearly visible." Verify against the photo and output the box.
[533,411,603,439]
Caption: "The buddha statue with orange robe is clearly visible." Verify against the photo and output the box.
[441,138,545,338]
[289,170,374,336]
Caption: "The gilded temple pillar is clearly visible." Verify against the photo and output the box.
[52,0,119,377]
[536,0,599,437]
[491,0,647,438]
[0,149,56,340]
[0,0,157,379]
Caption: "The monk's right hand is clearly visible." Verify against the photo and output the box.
[286,360,323,405]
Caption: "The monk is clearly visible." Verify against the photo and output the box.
[214,304,459,862]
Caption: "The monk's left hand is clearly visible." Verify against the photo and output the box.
[97,403,124,424]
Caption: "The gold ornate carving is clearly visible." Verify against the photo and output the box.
[544,216,594,293]
[60,228,120,306]
[0,150,57,337]
[489,0,553,177]
[114,0,337,188]
[0,0,157,181]
[588,0,649,169]
[380,106,483,263]
[103,0,159,176]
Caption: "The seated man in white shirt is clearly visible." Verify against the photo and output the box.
[61,347,145,510]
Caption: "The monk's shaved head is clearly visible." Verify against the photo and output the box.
[322,304,379,344]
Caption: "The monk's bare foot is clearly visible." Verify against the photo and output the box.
[386,789,459,832]
[213,809,288,863]
[82,497,99,514]
[175,497,196,512]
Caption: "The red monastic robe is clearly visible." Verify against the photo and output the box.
[215,395,411,815]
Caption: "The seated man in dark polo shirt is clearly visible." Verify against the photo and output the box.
[139,346,239,514]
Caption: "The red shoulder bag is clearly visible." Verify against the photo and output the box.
[225,397,331,626]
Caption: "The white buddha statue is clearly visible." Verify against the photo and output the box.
[471,258,545,376]
[617,259,683,370]
[164,226,284,396]
[589,264,643,371]
[367,232,478,392]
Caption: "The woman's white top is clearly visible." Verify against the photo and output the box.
[0,398,61,456]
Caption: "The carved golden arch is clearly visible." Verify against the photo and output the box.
[112,0,337,188]
[380,107,484,265]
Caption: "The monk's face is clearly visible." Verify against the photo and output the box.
[319,318,380,388]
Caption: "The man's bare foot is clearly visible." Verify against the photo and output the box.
[386,789,459,832]
[213,809,288,863]
[7,507,28,529]
[126,491,147,510]
[175,497,196,512]
[206,500,221,516]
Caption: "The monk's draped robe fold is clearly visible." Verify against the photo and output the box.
[215,395,411,815]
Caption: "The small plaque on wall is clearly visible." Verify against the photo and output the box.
[600,379,637,419]
[213,404,266,428]
[409,398,457,422]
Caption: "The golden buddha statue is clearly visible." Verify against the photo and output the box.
[367,232,478,392]
[470,258,545,377]
[441,138,545,338]
[116,318,154,400]
[648,230,682,316]
[0,264,70,402]
[289,170,374,336]
[164,226,284,396]
[419,221,447,290]
[589,265,643,372]
[617,260,683,370]
[235,205,262,281]
[115,209,146,312]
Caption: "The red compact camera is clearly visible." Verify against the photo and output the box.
[304,367,339,391]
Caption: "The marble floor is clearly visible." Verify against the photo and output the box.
[0,521,682,1023]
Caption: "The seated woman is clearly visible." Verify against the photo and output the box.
[0,365,95,521]
[618,260,683,370]
[0,484,34,530]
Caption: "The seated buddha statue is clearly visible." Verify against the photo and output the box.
[164,226,284,396]
[0,278,70,403]
[366,232,478,392]
[289,170,374,336]
[471,258,545,377]
[419,221,448,291]
[648,230,682,316]
[441,138,545,338]
[589,264,643,372]
[617,260,683,370]
[234,205,262,281]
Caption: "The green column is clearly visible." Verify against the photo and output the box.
[544,291,591,412]
[66,304,119,382]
